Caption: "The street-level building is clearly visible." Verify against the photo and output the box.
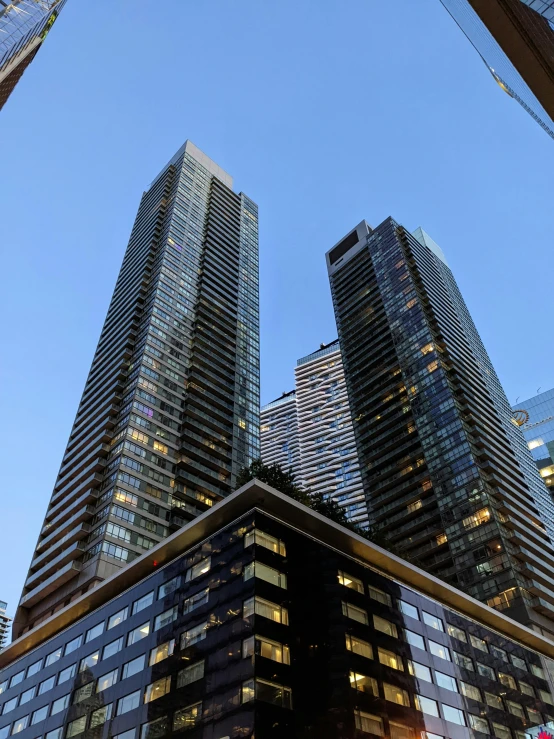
[2,481,554,739]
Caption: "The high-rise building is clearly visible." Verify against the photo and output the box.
[439,0,554,138]
[0,0,67,111]
[261,341,367,526]
[514,388,554,495]
[14,141,259,639]
[0,603,10,648]
[327,217,554,635]
[2,481,554,739]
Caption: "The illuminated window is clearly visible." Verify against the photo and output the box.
[436,533,448,545]
[390,723,415,739]
[408,661,431,682]
[185,556,211,581]
[368,586,391,606]
[337,571,363,593]
[384,683,409,706]
[528,438,544,450]
[354,711,383,736]
[149,640,175,666]
[345,634,373,659]
[173,703,201,731]
[460,681,480,700]
[407,499,422,513]
[447,624,466,642]
[244,597,288,624]
[422,612,444,631]
[244,561,287,589]
[406,299,417,309]
[498,673,516,690]
[429,640,450,661]
[145,677,170,703]
[153,441,168,454]
[427,360,438,373]
[243,635,290,664]
[238,419,246,429]
[107,607,128,630]
[342,602,368,625]
[378,648,403,671]
[462,508,490,529]
[181,622,208,648]
[97,669,118,693]
[469,634,488,653]
[127,622,150,646]
[420,343,434,355]
[79,651,100,671]
[350,671,378,696]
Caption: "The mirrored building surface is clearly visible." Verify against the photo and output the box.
[514,389,554,496]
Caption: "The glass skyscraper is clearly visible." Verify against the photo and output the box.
[0,0,67,111]
[439,0,554,139]
[514,388,554,495]
[327,217,554,636]
[14,141,259,640]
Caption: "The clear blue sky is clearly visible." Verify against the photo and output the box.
[1,0,552,619]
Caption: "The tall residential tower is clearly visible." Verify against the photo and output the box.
[0,0,67,111]
[14,141,259,638]
[328,217,554,635]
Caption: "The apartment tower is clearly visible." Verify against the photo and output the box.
[0,0,67,111]
[261,341,367,527]
[14,141,259,638]
[327,217,554,635]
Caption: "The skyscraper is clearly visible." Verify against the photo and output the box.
[0,602,10,648]
[261,341,367,527]
[327,217,554,635]
[0,0,67,111]
[439,0,554,138]
[513,388,554,495]
[14,141,259,639]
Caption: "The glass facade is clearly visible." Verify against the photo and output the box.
[439,0,554,139]
[327,217,554,637]
[15,142,259,640]
[3,491,554,739]
[0,0,67,111]
[514,388,554,495]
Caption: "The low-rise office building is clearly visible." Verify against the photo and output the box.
[1,481,554,739]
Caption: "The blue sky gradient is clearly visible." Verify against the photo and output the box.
[1,0,553,617]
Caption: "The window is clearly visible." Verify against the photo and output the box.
[46,730,63,739]
[154,606,178,631]
[108,607,128,630]
[243,635,290,664]
[454,651,473,671]
[38,676,56,694]
[243,596,288,624]
[435,672,457,692]
[30,706,48,725]
[150,640,175,666]
[442,705,465,725]
[66,717,86,738]
[498,672,516,690]
[90,704,112,728]
[85,622,104,643]
[368,585,391,606]
[390,724,415,739]
[527,707,543,724]
[408,661,432,682]
[378,648,403,671]
[132,591,154,615]
[399,601,419,620]
[65,636,82,655]
[96,669,118,692]
[519,681,534,697]
[45,648,63,666]
[539,689,554,704]
[342,601,368,624]
[485,691,503,709]
[173,702,201,731]
[117,691,141,715]
[244,561,287,589]
[0,683,6,697]
[123,655,145,679]
[185,557,211,581]
[158,576,181,599]
[374,614,397,637]
[26,660,42,678]
[507,701,525,719]
[8,672,24,689]
[337,571,363,593]
[422,612,444,631]
[145,676,170,704]
[477,662,495,680]
[51,694,70,715]
[492,723,511,739]
[181,622,208,648]
[141,716,168,739]
[350,672,379,696]
[73,682,94,703]
[490,644,506,661]
[11,716,28,734]
[244,529,286,556]
[429,641,450,661]
[0,701,15,716]
[177,661,205,688]
[447,624,466,642]
[181,588,209,615]
[115,732,136,739]
[103,636,123,660]
[404,629,425,650]
[19,688,35,706]
[345,634,373,660]
[510,654,527,671]
[384,683,409,706]
[0,728,8,739]
[531,663,545,679]
[79,650,100,671]
[469,634,488,653]
[460,681,480,701]
[468,715,489,734]
[128,621,150,645]
[354,711,383,736]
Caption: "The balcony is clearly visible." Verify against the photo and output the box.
[20,562,82,608]
[25,542,86,589]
